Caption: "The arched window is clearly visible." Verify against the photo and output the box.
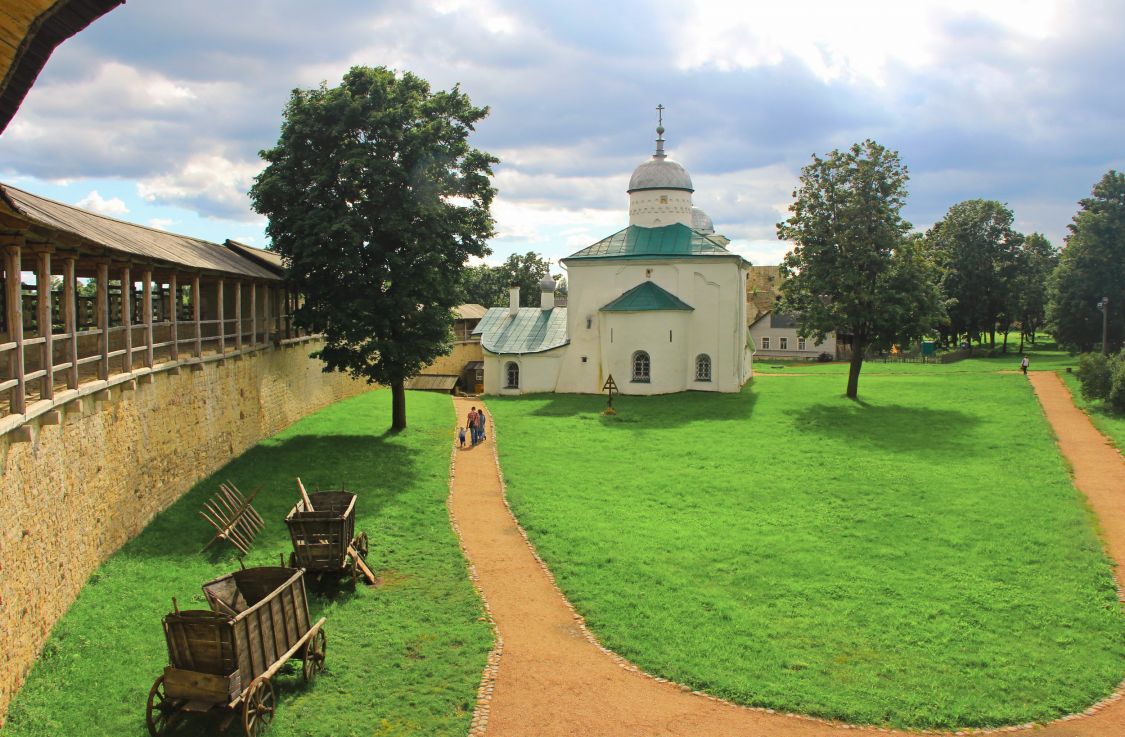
[631,351,651,383]
[505,362,519,389]
[695,354,712,382]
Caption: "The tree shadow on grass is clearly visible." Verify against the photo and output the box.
[793,402,981,458]
[487,387,759,430]
[122,432,419,564]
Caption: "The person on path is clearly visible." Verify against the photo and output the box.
[458,426,466,448]
[479,411,487,441]
[468,407,479,444]
[1020,356,1030,375]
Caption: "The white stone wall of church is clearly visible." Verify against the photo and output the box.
[555,258,751,394]
[628,189,694,227]
[481,348,565,395]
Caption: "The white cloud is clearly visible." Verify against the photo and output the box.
[148,218,175,230]
[137,154,264,221]
[76,190,130,215]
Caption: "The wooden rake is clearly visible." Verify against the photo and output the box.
[199,480,265,555]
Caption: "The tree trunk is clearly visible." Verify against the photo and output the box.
[391,379,407,431]
[1019,329,1025,354]
[846,336,865,400]
[1001,330,1008,353]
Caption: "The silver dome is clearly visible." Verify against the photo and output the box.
[627,157,694,193]
[691,207,714,233]
[539,274,557,292]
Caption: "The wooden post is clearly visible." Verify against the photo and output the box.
[121,264,132,373]
[217,278,225,355]
[4,244,25,414]
[234,280,243,352]
[268,284,276,343]
[283,287,291,339]
[63,256,78,389]
[192,274,202,359]
[36,248,53,400]
[249,282,257,346]
[142,268,153,368]
[97,260,109,380]
[169,273,178,361]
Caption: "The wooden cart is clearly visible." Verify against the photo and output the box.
[145,567,326,736]
[285,489,372,584]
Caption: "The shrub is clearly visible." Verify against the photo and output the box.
[1109,353,1125,413]
[1077,353,1112,401]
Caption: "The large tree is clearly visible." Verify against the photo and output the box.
[777,140,943,399]
[1013,233,1058,350]
[1050,170,1125,353]
[924,199,1023,350]
[250,66,497,430]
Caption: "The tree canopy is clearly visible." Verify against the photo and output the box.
[458,252,560,307]
[777,140,944,399]
[1050,170,1125,353]
[250,66,497,429]
[924,199,1024,350]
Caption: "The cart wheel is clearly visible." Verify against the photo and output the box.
[355,531,369,560]
[302,628,327,682]
[242,677,275,737]
[146,675,176,736]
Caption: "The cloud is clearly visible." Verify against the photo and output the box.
[137,154,264,222]
[147,217,175,230]
[75,190,129,215]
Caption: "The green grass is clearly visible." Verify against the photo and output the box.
[487,375,1125,729]
[1059,370,1125,453]
[2,389,490,737]
[762,341,1078,374]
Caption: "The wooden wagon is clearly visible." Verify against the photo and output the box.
[146,567,326,736]
[285,489,372,584]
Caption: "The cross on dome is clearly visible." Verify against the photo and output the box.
[654,103,666,160]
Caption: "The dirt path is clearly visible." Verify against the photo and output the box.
[448,385,1125,737]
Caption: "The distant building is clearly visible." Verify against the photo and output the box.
[472,114,753,395]
[748,311,837,359]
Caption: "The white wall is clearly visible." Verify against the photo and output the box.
[628,189,694,227]
[481,348,566,395]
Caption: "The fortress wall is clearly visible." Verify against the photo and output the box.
[0,340,369,721]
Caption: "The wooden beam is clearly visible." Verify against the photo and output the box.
[142,268,153,368]
[264,282,273,345]
[249,282,257,347]
[192,273,201,359]
[217,278,225,355]
[120,264,132,373]
[169,273,178,361]
[97,261,109,380]
[4,244,25,414]
[234,280,243,352]
[63,256,77,389]
[35,248,53,400]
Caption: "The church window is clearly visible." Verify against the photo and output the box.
[780,337,788,350]
[696,354,712,382]
[631,351,651,383]
[798,337,806,350]
[505,362,519,389]
[586,318,592,329]
[761,336,770,350]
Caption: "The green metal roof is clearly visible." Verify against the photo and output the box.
[563,223,736,261]
[600,281,694,312]
[471,307,569,354]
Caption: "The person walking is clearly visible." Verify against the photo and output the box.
[467,407,478,444]
[479,410,487,441]
[1020,356,1030,375]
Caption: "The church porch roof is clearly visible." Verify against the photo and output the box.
[472,307,569,354]
[600,281,694,312]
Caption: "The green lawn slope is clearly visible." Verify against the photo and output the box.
[2,389,490,737]
[488,374,1124,729]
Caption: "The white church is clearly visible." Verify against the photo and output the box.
[473,115,753,395]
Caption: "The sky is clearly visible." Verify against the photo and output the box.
[2,0,1123,268]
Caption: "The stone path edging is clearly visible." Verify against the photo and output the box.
[447,382,1125,737]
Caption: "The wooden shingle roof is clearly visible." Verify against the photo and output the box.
[0,183,280,280]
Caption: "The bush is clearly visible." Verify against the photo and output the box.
[817,352,834,362]
[1109,353,1125,413]
[1077,353,1112,401]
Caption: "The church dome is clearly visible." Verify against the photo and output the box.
[691,207,714,233]
[628,157,694,193]
[539,273,556,292]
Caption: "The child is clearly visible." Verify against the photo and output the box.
[458,426,466,447]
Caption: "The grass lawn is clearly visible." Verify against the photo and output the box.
[2,389,490,737]
[487,374,1125,729]
[1059,369,1125,452]
[762,341,1078,375]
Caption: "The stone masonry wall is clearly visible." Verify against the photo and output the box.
[0,341,370,721]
